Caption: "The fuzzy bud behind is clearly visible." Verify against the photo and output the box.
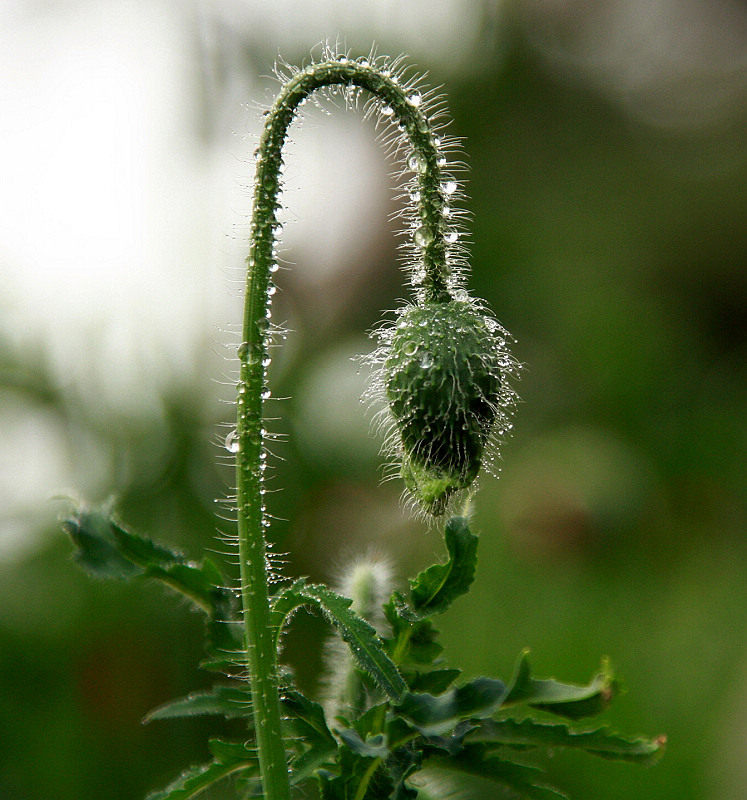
[321,559,392,723]
[383,297,510,515]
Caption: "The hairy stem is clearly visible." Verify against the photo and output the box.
[236,57,455,800]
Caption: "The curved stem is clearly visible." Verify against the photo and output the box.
[236,57,455,800]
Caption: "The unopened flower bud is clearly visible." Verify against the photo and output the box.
[382,297,514,514]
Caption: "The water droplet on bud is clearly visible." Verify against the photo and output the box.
[443,181,458,195]
[407,93,422,107]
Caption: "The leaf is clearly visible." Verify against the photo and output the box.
[408,669,462,695]
[64,506,243,656]
[144,758,258,800]
[383,598,444,667]
[337,727,389,759]
[208,738,255,765]
[469,718,666,766]
[283,690,336,747]
[64,509,143,581]
[429,745,567,800]
[396,677,507,736]
[281,690,338,784]
[144,685,252,722]
[504,650,618,719]
[271,579,407,701]
[409,516,478,618]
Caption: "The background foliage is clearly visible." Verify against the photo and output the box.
[1,2,745,799]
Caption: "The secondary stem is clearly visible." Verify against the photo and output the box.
[236,57,456,800]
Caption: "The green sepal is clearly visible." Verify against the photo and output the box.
[504,650,618,719]
[428,744,567,800]
[144,685,252,722]
[468,718,666,765]
[271,578,407,701]
[409,516,478,618]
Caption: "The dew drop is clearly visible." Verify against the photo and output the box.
[444,229,459,243]
[420,352,433,369]
[260,386,271,399]
[437,156,446,167]
[408,154,426,174]
[225,430,240,453]
[409,188,421,202]
[237,341,249,360]
[414,226,434,247]
[443,180,458,195]
[381,105,394,117]
[403,340,418,356]
[269,263,280,274]
[407,92,422,108]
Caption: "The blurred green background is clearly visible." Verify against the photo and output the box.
[1,1,746,799]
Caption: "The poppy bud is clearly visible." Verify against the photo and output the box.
[381,297,515,514]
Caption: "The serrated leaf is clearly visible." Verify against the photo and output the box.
[208,738,254,765]
[283,690,334,739]
[396,677,507,736]
[144,685,252,722]
[504,650,618,719]
[384,598,444,668]
[469,718,666,765]
[271,579,407,701]
[144,758,258,800]
[408,669,462,695]
[64,506,243,657]
[409,516,478,618]
[337,727,389,759]
[64,510,143,581]
[429,745,567,800]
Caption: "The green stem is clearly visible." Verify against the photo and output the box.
[236,56,456,800]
